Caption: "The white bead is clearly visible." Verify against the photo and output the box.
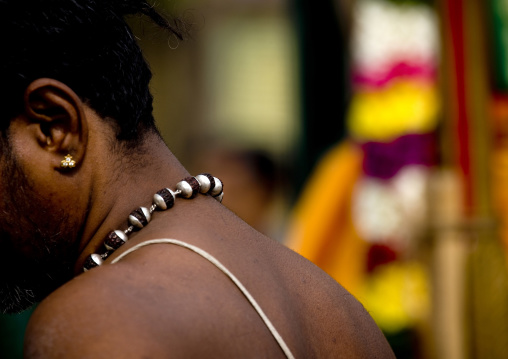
[195,174,211,193]
[128,215,142,228]
[115,230,128,242]
[141,207,151,221]
[176,181,194,198]
[92,253,103,265]
[214,192,224,203]
[153,193,166,209]
[210,177,223,197]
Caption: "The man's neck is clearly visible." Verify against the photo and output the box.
[73,132,190,274]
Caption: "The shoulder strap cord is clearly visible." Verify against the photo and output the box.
[111,238,296,359]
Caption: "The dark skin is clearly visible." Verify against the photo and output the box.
[6,78,395,358]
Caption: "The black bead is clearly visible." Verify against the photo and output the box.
[182,176,200,198]
[104,231,127,250]
[130,207,149,227]
[155,188,175,210]
[83,254,101,271]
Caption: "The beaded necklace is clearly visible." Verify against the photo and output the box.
[83,173,223,271]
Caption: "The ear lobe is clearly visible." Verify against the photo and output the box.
[24,78,88,168]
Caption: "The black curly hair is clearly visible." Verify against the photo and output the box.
[0,0,184,141]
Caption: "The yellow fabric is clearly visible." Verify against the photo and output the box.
[347,80,440,142]
[285,141,368,295]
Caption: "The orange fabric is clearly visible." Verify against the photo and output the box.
[286,141,368,295]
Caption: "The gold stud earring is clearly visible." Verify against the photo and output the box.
[61,154,76,169]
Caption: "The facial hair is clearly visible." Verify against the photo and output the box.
[0,148,79,314]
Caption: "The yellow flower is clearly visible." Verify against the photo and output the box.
[359,261,430,333]
[347,80,440,142]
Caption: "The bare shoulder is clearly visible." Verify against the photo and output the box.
[269,242,396,358]
[24,237,394,358]
[24,244,293,358]
[24,259,200,357]
[24,264,172,358]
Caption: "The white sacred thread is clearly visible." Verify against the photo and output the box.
[111,238,296,359]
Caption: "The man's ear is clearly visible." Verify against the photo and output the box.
[24,78,88,169]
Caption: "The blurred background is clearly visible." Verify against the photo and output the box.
[3,0,508,358]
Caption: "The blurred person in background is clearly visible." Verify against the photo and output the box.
[190,144,285,239]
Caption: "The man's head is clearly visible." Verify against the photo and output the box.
[0,0,183,313]
[0,137,78,313]
[0,0,183,141]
